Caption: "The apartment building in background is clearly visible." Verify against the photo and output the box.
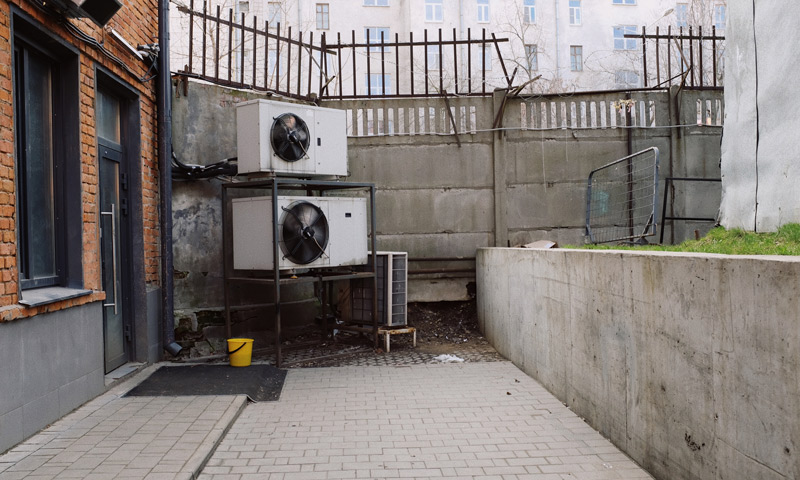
[170,0,726,94]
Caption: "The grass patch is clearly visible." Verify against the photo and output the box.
[574,223,800,255]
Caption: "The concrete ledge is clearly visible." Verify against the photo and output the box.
[477,247,800,480]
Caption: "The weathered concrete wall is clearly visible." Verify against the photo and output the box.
[477,247,799,480]
[0,302,105,454]
[171,80,722,319]
[720,3,800,231]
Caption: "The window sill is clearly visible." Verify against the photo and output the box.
[19,286,93,307]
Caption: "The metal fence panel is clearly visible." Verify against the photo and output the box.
[585,147,660,244]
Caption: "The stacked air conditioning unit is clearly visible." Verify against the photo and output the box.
[232,99,368,271]
[350,252,408,327]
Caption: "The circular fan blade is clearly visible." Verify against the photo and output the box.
[279,201,329,265]
[270,113,310,162]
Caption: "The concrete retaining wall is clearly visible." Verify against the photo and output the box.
[0,302,105,454]
[476,247,799,480]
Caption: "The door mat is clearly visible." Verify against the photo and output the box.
[124,364,286,402]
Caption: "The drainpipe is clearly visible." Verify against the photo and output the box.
[553,0,560,78]
[158,0,182,357]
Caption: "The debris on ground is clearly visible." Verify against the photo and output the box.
[432,354,465,363]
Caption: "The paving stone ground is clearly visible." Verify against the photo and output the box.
[199,362,653,480]
[0,355,653,480]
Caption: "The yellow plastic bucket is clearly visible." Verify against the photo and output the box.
[227,338,254,367]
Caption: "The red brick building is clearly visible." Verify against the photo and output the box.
[0,0,166,452]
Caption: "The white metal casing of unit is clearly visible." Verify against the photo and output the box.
[231,195,368,270]
[236,99,348,177]
[350,251,408,327]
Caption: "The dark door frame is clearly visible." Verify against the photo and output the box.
[95,66,149,364]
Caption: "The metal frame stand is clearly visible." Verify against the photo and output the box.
[222,178,378,367]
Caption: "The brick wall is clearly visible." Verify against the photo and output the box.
[0,0,161,322]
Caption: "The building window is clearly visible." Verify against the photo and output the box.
[477,0,489,23]
[615,70,640,88]
[569,0,581,25]
[570,45,582,71]
[714,4,726,30]
[523,0,535,24]
[426,0,443,22]
[477,45,492,70]
[365,27,390,52]
[427,45,440,68]
[268,2,281,25]
[364,0,388,5]
[612,0,635,4]
[613,25,637,50]
[365,73,391,95]
[676,3,688,28]
[525,44,538,71]
[13,13,81,292]
[316,4,329,29]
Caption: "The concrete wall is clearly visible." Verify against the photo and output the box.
[477,247,799,480]
[720,2,800,231]
[171,80,722,318]
[0,302,105,454]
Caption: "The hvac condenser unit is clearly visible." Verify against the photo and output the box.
[236,99,348,177]
[231,195,368,270]
[351,252,408,327]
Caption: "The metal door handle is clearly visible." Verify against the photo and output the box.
[101,204,118,315]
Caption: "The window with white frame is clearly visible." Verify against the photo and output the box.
[676,3,688,28]
[570,45,582,71]
[523,0,535,24]
[426,0,443,22]
[612,0,635,4]
[714,4,726,30]
[525,44,538,71]
[365,73,391,95]
[365,27,390,52]
[613,25,637,50]
[476,45,492,70]
[364,0,388,5]
[427,45,440,68]
[477,0,489,23]
[569,0,581,25]
[614,70,640,88]
[316,4,329,30]
[268,2,281,25]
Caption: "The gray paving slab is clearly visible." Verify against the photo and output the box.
[0,366,247,480]
[198,362,653,480]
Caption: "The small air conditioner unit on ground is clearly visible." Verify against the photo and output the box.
[231,195,368,270]
[236,99,348,177]
[350,252,408,327]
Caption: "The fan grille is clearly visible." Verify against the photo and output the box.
[270,113,310,162]
[279,201,329,265]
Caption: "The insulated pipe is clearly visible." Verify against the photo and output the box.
[158,0,182,357]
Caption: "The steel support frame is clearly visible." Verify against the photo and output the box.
[222,178,378,368]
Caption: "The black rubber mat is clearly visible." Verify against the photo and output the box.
[125,364,286,401]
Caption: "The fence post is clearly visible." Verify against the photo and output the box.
[491,89,509,247]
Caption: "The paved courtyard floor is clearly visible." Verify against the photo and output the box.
[0,360,653,480]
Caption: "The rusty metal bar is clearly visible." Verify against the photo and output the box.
[712,26,717,88]
[337,32,343,98]
[366,29,372,97]
[201,1,207,76]
[698,26,704,88]
[438,29,443,94]
[227,8,233,83]
[307,31,314,96]
[296,30,303,97]
[395,33,400,95]
[351,30,356,97]
[667,26,672,86]
[655,26,660,87]
[688,26,694,87]
[189,0,195,73]
[491,33,509,86]
[239,12,246,84]
[424,29,429,96]
[319,32,326,96]
[642,26,647,87]
[481,29,486,95]
[264,20,269,88]
[452,28,458,94]
[214,5,220,80]
[380,30,386,96]
[409,31,414,96]
[251,15,257,87]
[467,28,472,93]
